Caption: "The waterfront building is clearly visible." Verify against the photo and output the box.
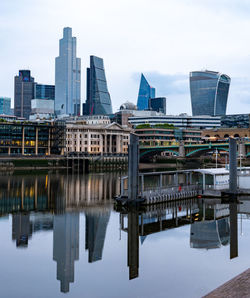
[137,74,156,110]
[0,97,11,115]
[0,121,65,155]
[221,114,250,128]
[53,212,79,293]
[129,114,221,130]
[55,27,81,116]
[14,70,35,119]
[149,97,166,114]
[84,56,112,115]
[35,84,55,100]
[190,70,230,116]
[66,118,130,154]
[201,127,250,139]
[135,125,202,146]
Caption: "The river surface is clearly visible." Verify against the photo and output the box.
[0,171,250,298]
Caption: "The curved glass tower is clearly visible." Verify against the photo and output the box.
[137,74,156,110]
[190,70,230,116]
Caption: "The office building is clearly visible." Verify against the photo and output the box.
[149,97,166,114]
[55,27,81,116]
[84,56,112,115]
[14,70,35,119]
[0,97,11,115]
[128,114,221,130]
[66,117,130,154]
[190,70,230,116]
[35,84,55,100]
[221,114,250,128]
[137,74,155,110]
[30,98,55,120]
[53,212,79,293]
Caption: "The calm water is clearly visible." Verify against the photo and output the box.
[0,171,250,298]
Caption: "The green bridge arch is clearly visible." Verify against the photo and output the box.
[186,146,229,157]
[140,148,179,158]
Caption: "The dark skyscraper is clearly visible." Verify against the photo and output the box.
[14,70,35,119]
[149,97,166,114]
[85,211,110,263]
[137,74,156,110]
[35,84,55,100]
[84,56,113,115]
[53,212,79,293]
[190,70,230,116]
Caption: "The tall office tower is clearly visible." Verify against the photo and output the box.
[190,70,231,116]
[85,211,110,263]
[53,212,79,293]
[137,74,156,110]
[84,56,113,115]
[12,213,32,247]
[35,84,55,100]
[0,97,11,115]
[14,70,35,119]
[55,27,81,116]
[149,97,166,114]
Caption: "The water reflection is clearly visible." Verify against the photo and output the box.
[0,172,249,296]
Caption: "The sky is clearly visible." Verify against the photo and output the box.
[1,0,250,115]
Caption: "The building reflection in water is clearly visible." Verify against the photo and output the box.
[85,210,110,263]
[53,212,80,293]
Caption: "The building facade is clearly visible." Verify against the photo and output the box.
[66,120,130,154]
[0,97,11,115]
[84,56,112,115]
[201,127,250,139]
[149,97,166,114]
[14,70,35,119]
[35,84,55,100]
[221,114,250,128]
[30,99,55,120]
[0,121,65,155]
[128,114,221,129]
[135,126,202,146]
[137,74,156,110]
[190,70,230,116]
[55,27,81,116]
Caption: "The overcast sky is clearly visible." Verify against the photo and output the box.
[1,0,250,114]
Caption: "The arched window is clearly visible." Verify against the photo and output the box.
[234,134,240,138]
[224,134,229,138]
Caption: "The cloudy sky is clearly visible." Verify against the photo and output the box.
[1,0,250,114]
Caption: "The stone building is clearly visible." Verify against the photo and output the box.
[66,119,131,154]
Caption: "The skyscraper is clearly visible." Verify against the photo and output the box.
[137,74,156,110]
[190,70,231,116]
[14,70,35,119]
[55,27,81,116]
[35,84,55,100]
[84,56,113,115]
[149,97,166,114]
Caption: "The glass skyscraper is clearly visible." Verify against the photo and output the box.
[0,97,11,115]
[84,56,112,115]
[14,70,35,119]
[149,97,166,114]
[137,74,156,110]
[190,70,230,116]
[55,27,81,116]
[35,84,55,100]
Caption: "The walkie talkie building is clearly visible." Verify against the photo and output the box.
[190,70,230,116]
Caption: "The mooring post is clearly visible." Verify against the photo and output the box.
[128,134,139,200]
[229,137,237,194]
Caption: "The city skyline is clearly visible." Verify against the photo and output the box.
[1,0,250,115]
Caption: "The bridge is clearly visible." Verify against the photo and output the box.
[140,140,250,158]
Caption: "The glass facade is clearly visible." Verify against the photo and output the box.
[137,74,156,110]
[190,71,230,116]
[149,97,166,114]
[221,114,250,128]
[84,56,113,115]
[0,97,11,115]
[55,27,81,116]
[35,84,55,100]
